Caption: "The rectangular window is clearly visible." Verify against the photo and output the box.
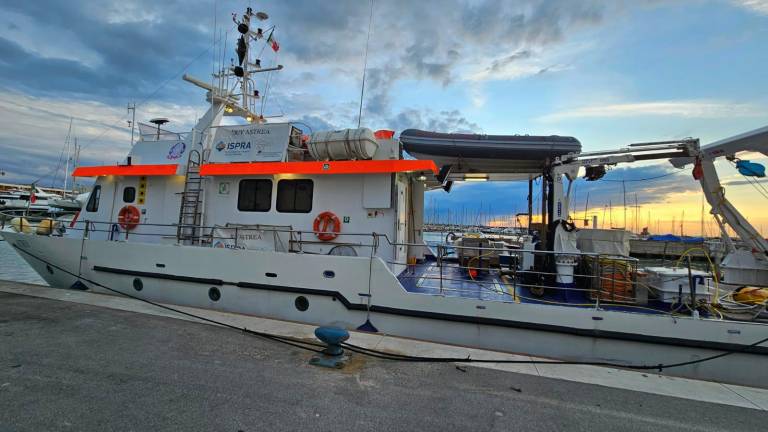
[123,187,136,203]
[86,185,101,212]
[276,179,313,213]
[238,179,272,212]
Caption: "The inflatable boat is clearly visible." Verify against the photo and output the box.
[400,129,581,178]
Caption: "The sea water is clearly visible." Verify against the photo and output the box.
[0,238,47,285]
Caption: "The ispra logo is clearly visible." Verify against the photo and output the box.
[215,141,226,152]
[226,142,251,150]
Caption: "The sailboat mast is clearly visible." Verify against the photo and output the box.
[63,118,73,193]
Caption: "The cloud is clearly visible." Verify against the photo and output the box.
[538,100,768,122]
[732,0,768,14]
[387,109,482,134]
[0,89,206,185]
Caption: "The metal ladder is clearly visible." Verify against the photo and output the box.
[176,149,204,244]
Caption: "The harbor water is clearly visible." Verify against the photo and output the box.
[0,238,46,285]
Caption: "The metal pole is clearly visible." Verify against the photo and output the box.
[527,176,533,234]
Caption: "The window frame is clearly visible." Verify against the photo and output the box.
[276,179,314,213]
[237,179,273,212]
[122,186,136,203]
[86,185,101,212]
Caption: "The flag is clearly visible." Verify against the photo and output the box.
[267,29,279,52]
[29,187,36,204]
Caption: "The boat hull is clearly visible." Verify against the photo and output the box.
[5,231,768,388]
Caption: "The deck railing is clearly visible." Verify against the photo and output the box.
[1,211,715,316]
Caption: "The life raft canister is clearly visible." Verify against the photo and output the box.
[313,211,341,241]
[117,205,141,230]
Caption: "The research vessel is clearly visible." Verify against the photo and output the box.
[3,6,768,388]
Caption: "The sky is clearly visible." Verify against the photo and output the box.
[0,0,767,236]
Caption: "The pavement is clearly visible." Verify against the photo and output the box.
[1,282,767,431]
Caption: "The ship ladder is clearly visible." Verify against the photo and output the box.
[176,149,205,244]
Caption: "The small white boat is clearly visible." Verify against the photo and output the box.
[0,187,62,212]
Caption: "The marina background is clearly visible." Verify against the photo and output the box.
[1,1,767,239]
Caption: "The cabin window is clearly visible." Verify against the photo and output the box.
[276,179,313,213]
[238,179,272,212]
[86,185,101,212]
[123,187,136,203]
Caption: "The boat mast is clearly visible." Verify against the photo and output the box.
[63,118,73,194]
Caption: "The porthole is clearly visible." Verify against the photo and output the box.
[46,264,54,275]
[323,270,335,279]
[133,278,143,291]
[208,287,221,302]
[265,272,277,278]
[295,296,309,312]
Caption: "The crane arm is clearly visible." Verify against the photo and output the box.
[550,139,698,225]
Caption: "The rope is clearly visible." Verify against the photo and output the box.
[600,167,685,183]
[356,0,375,128]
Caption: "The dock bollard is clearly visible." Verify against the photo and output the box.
[310,326,350,369]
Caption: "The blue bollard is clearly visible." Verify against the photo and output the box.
[310,326,350,368]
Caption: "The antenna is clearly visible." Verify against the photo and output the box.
[149,118,170,140]
[127,103,136,146]
[583,192,589,226]
[357,0,375,128]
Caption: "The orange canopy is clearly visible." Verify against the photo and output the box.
[200,160,438,176]
[72,164,180,177]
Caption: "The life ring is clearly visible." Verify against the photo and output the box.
[313,211,341,241]
[117,205,141,230]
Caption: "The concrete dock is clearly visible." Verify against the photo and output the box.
[1,280,767,431]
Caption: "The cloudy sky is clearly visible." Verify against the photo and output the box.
[1,0,767,235]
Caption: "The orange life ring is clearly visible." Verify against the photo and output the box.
[313,211,341,241]
[117,205,141,230]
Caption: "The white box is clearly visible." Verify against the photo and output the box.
[643,267,713,303]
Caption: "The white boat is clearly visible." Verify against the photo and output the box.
[3,6,768,388]
[49,192,89,211]
[0,187,62,212]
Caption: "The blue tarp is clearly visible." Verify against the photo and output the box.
[647,234,704,243]
[736,160,765,178]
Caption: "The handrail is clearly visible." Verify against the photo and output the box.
[2,209,722,320]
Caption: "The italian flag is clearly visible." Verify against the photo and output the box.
[267,29,280,52]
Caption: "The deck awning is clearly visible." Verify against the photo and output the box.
[72,164,180,177]
[199,160,438,176]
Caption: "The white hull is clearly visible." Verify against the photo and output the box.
[5,231,768,388]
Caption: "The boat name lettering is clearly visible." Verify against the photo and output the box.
[231,128,270,136]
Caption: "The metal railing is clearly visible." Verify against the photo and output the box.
[1,210,722,318]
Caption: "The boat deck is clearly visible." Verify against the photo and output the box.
[398,258,678,315]
[398,260,513,302]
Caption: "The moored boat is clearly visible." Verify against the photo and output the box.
[3,5,768,389]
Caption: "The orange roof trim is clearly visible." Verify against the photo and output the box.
[72,164,180,177]
[200,160,438,176]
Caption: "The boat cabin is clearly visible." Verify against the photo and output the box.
[72,124,437,274]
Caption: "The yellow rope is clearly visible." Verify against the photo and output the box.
[673,246,720,304]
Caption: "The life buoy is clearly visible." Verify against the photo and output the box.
[117,205,141,230]
[313,211,341,241]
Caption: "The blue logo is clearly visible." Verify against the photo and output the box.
[216,141,226,152]
[167,142,186,160]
